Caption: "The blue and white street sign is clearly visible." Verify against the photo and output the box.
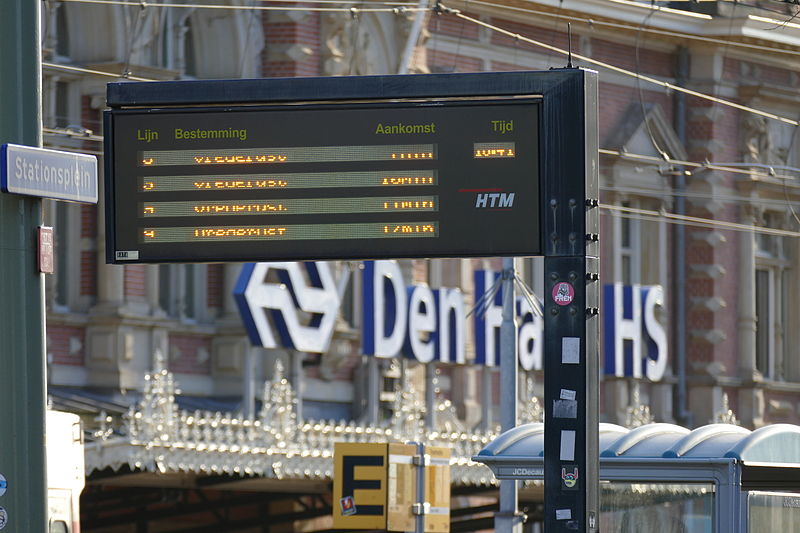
[1,143,97,203]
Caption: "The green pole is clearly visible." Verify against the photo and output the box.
[0,1,47,532]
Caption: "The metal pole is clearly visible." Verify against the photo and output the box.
[243,346,257,419]
[290,351,304,422]
[480,367,492,431]
[425,363,436,431]
[415,442,426,533]
[0,1,47,532]
[674,46,692,427]
[496,257,522,533]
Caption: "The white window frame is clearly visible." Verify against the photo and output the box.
[613,200,641,285]
[158,264,208,323]
[754,213,790,381]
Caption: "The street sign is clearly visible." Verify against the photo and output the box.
[1,144,97,203]
[332,442,388,530]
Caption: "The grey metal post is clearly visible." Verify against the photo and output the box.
[365,356,380,424]
[480,367,493,431]
[0,1,47,532]
[243,346,257,419]
[496,257,523,533]
[415,442,426,533]
[425,363,436,431]
[290,351,304,422]
[674,46,692,427]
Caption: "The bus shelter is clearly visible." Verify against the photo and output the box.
[474,422,800,532]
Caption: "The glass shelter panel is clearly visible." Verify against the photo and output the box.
[748,492,800,532]
[600,482,715,533]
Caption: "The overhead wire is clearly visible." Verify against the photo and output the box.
[251,0,421,4]
[451,0,470,71]
[634,2,669,161]
[121,0,149,79]
[42,0,800,236]
[759,3,800,30]
[601,184,800,210]
[59,0,430,12]
[709,0,739,140]
[43,61,156,81]
[601,203,800,238]
[446,0,800,58]
[43,126,105,143]
[444,8,800,126]
[33,123,800,182]
[598,148,799,181]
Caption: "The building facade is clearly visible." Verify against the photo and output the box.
[37,0,800,530]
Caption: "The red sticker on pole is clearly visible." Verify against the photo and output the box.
[552,282,575,306]
[38,226,54,274]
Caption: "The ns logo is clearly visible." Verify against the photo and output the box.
[234,262,344,353]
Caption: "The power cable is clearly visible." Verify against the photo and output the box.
[634,2,669,161]
[445,8,800,126]
[121,0,149,79]
[59,0,430,12]
[601,203,800,237]
[598,148,800,180]
[759,3,800,30]
[449,0,800,58]
[43,61,155,81]
[601,184,800,210]
[451,0,470,72]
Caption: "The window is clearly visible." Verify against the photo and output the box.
[159,264,207,321]
[55,3,69,58]
[154,8,196,76]
[755,212,790,380]
[755,269,772,376]
[620,204,637,284]
[49,202,87,311]
[614,200,643,285]
[54,203,70,308]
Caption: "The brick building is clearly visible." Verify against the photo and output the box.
[39,0,800,530]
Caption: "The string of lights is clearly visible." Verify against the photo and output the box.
[445,9,800,126]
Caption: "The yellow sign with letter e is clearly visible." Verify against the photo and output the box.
[332,442,388,529]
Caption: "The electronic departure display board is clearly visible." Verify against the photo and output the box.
[106,98,540,263]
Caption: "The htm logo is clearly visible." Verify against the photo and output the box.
[475,192,515,208]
